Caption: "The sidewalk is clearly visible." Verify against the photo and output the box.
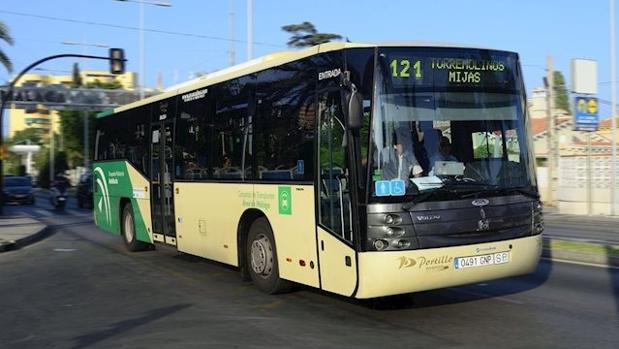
[0,215,50,252]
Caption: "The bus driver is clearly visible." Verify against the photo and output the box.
[380,128,423,182]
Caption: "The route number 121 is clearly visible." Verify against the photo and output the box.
[390,59,422,80]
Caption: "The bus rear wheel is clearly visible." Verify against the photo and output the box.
[246,217,291,294]
[121,203,149,252]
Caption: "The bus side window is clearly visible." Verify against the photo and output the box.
[212,78,252,180]
[176,94,211,180]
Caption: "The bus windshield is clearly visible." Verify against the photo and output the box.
[370,48,536,202]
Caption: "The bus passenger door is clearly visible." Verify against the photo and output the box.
[150,120,176,245]
[316,90,357,297]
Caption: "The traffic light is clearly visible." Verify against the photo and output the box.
[109,48,125,75]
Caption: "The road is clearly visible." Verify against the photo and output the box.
[0,196,618,348]
[543,213,619,245]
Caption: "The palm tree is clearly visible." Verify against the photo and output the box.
[281,22,342,48]
[0,21,14,72]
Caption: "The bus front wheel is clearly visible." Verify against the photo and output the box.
[121,203,149,252]
[246,217,291,294]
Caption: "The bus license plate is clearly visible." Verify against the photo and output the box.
[455,252,509,269]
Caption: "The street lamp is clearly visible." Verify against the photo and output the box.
[62,41,110,49]
[62,40,110,70]
[610,0,617,216]
[114,0,172,100]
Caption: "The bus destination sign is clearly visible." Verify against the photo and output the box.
[384,49,518,90]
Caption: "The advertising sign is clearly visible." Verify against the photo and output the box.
[574,96,599,132]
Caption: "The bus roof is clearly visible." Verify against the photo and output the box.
[111,41,511,114]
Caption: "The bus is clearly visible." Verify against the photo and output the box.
[93,42,543,299]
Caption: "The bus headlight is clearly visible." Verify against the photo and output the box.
[373,239,388,251]
[384,213,402,225]
[367,224,417,251]
[384,226,405,237]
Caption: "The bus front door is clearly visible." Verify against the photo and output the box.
[150,121,177,245]
[316,89,357,297]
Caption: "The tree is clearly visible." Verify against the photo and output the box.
[59,110,97,168]
[36,147,68,189]
[0,21,14,72]
[10,128,43,145]
[85,79,122,89]
[281,22,342,48]
[553,71,571,114]
[59,78,122,168]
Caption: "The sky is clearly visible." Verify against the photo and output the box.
[0,0,615,118]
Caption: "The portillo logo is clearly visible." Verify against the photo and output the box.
[397,255,453,271]
[397,256,416,269]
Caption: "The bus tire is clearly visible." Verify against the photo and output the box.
[121,203,148,252]
[247,217,291,294]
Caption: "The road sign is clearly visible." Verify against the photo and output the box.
[0,85,151,111]
[574,96,599,132]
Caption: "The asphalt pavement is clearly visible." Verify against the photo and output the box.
[0,195,618,348]
[543,211,619,245]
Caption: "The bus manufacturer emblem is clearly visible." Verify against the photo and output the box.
[472,198,489,207]
[477,207,490,231]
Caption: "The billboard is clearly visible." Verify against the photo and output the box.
[574,96,599,132]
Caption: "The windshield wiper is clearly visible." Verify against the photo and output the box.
[460,185,540,200]
[498,187,540,199]
[403,183,538,210]
[403,182,498,209]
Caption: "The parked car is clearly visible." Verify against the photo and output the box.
[77,172,93,209]
[3,176,35,205]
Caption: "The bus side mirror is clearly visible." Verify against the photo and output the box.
[347,88,363,130]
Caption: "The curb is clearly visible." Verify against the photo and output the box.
[542,240,619,268]
[0,225,52,253]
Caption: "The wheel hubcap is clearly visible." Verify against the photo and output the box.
[124,212,134,242]
[250,234,273,278]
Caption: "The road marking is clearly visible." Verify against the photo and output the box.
[53,248,77,252]
[541,257,619,270]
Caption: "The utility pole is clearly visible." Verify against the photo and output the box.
[228,0,236,67]
[83,111,89,170]
[611,0,617,215]
[247,0,253,60]
[545,55,557,206]
[49,123,55,184]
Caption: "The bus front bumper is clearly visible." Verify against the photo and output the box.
[355,234,542,299]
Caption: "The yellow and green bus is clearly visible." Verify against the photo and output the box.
[93,42,543,298]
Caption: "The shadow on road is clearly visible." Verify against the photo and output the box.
[70,303,192,349]
[606,246,619,319]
